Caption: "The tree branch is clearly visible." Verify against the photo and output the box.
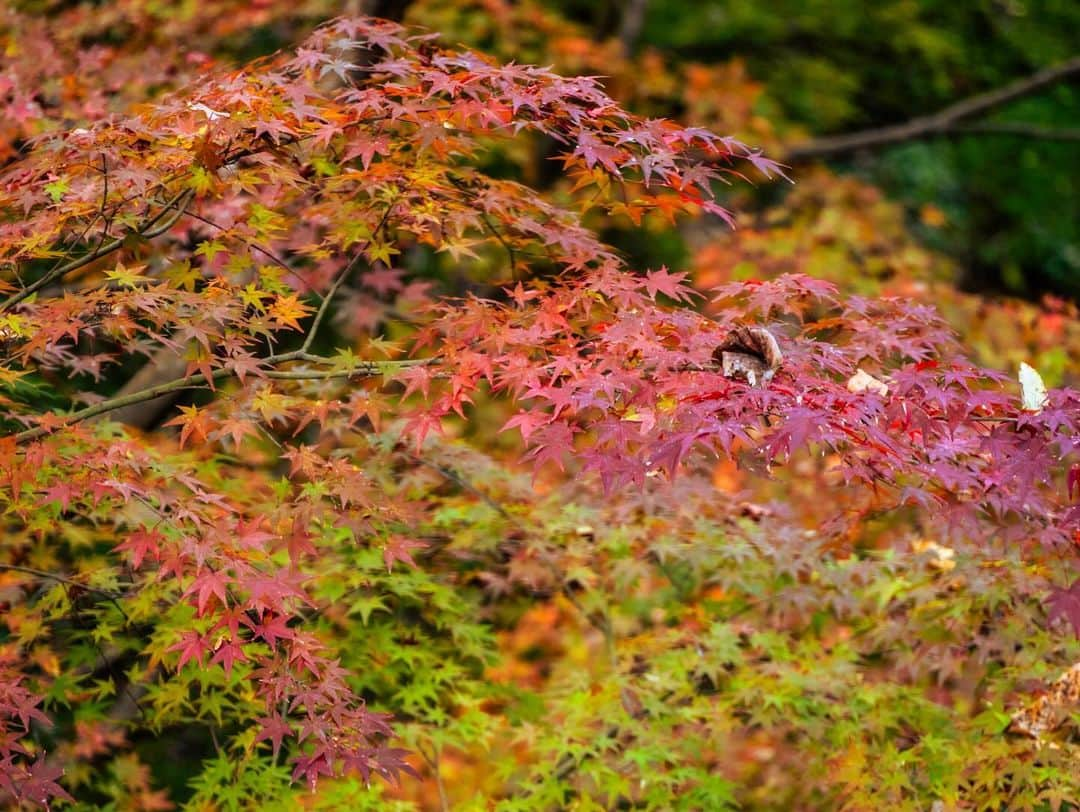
[178,206,294,275]
[12,353,434,444]
[783,55,1080,160]
[300,200,396,354]
[416,742,450,812]
[102,349,191,430]
[261,359,431,380]
[950,122,1080,142]
[0,188,194,312]
[0,563,126,600]
[617,0,650,55]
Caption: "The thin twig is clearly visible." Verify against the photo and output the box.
[300,201,397,354]
[0,563,132,624]
[417,742,450,812]
[301,255,364,354]
[478,212,518,281]
[177,207,294,274]
[1,188,194,312]
[0,563,125,600]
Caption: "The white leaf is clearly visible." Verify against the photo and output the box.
[1019,362,1048,412]
[846,368,889,397]
[189,102,230,121]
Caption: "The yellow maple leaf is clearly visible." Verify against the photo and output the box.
[105,262,150,288]
[268,294,313,331]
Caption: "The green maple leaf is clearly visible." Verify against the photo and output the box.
[347,594,390,625]
[194,239,227,262]
[44,177,69,202]
[188,166,216,193]
[163,260,202,291]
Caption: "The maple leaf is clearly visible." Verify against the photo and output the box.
[268,294,314,331]
[250,613,295,646]
[361,266,405,296]
[383,536,427,572]
[500,410,551,443]
[183,569,230,615]
[39,482,78,511]
[284,522,318,564]
[43,177,69,203]
[19,756,74,807]
[292,751,335,792]
[365,242,400,266]
[255,713,293,758]
[1048,581,1080,636]
[251,388,293,425]
[114,528,165,570]
[163,261,203,291]
[164,404,215,448]
[105,262,151,288]
[224,351,265,383]
[170,631,209,669]
[209,638,246,677]
[215,416,259,449]
[643,266,697,303]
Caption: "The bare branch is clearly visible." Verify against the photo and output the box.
[951,122,1080,142]
[784,56,1080,160]
[617,0,650,55]
[261,359,432,380]
[301,255,364,354]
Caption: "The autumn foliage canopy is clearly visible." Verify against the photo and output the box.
[1,9,1079,810]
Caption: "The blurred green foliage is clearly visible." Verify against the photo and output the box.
[592,0,1080,298]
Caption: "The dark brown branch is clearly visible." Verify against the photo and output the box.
[0,563,133,628]
[0,563,125,600]
[950,122,1080,142]
[784,56,1080,160]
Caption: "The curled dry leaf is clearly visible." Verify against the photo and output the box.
[713,325,782,387]
[912,539,956,573]
[846,368,889,397]
[1007,661,1080,741]
[737,501,771,521]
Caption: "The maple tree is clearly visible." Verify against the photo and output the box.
[2,7,1080,810]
